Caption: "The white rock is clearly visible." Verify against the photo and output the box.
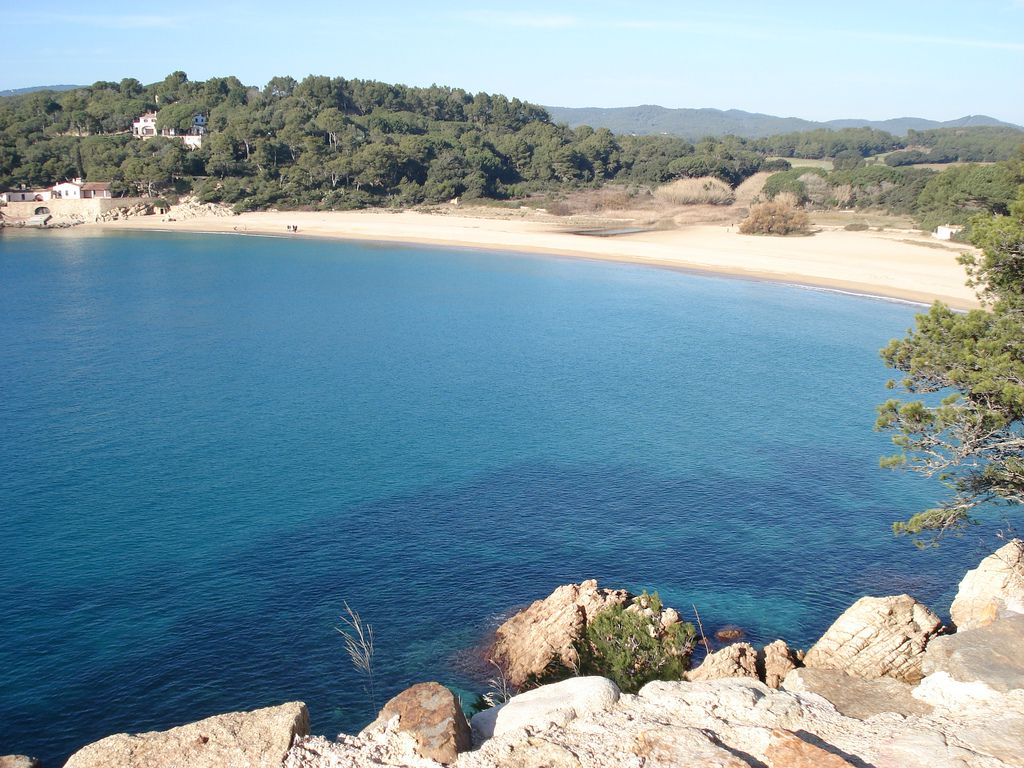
[951,539,1024,630]
[470,677,619,742]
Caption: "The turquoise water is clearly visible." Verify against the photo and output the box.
[0,231,1000,763]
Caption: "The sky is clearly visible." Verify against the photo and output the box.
[3,0,1023,124]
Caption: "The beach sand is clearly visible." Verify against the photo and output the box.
[85,207,980,309]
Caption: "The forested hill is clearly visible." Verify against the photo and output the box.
[0,72,1021,214]
[544,105,1021,140]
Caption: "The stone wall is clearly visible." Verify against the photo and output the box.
[1,197,149,223]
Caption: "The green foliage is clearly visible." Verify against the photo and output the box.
[906,126,1024,163]
[878,169,1024,541]
[573,595,696,694]
[762,167,826,203]
[753,127,901,160]
[914,163,1018,231]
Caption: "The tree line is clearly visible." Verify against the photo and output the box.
[0,72,1020,216]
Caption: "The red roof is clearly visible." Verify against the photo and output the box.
[82,182,111,191]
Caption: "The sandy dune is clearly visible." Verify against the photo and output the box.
[88,207,980,309]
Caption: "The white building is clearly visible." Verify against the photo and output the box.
[0,189,51,203]
[933,225,964,241]
[51,179,112,200]
[132,112,158,138]
[132,111,205,148]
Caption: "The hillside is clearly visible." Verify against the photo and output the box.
[544,104,1022,139]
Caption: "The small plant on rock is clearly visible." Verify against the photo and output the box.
[573,592,696,693]
[336,602,377,709]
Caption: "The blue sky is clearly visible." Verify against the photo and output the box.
[4,0,1023,123]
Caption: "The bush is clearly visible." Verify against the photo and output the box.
[760,158,792,172]
[573,593,696,694]
[654,176,735,206]
[844,222,870,231]
[740,197,811,236]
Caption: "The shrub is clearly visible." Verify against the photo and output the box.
[573,593,696,693]
[844,222,870,231]
[654,176,735,206]
[760,158,792,172]
[739,197,811,236]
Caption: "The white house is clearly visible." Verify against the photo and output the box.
[51,178,112,200]
[933,225,964,241]
[132,112,158,138]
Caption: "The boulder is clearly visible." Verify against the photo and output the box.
[0,758,41,768]
[802,595,942,683]
[950,539,1024,631]
[685,642,758,682]
[759,640,800,689]
[764,729,856,768]
[64,702,308,768]
[782,668,932,719]
[361,682,470,764]
[470,676,619,742]
[490,581,631,688]
[921,613,1024,694]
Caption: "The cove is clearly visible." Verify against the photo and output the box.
[0,231,1000,765]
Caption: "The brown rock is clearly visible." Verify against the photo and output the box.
[636,727,751,768]
[714,626,745,642]
[490,580,631,687]
[802,595,942,683]
[764,729,855,768]
[686,642,758,682]
[950,539,1024,631]
[64,702,308,768]
[362,682,470,764]
[760,640,800,689]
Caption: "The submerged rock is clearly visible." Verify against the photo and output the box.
[0,758,42,768]
[64,702,308,768]
[950,538,1024,630]
[802,594,942,683]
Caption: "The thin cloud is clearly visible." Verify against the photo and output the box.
[460,11,580,29]
[7,12,181,29]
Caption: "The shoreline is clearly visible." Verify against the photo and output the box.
[65,208,979,310]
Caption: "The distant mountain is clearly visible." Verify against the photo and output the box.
[0,85,82,98]
[544,105,1023,139]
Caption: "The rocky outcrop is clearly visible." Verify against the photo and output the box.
[802,594,943,683]
[782,667,933,719]
[685,642,758,681]
[470,677,619,742]
[362,683,470,764]
[760,639,800,688]
[489,581,632,688]
[65,702,308,768]
[950,539,1024,630]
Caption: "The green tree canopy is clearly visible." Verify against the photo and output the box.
[877,171,1024,541]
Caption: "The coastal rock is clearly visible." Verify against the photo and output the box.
[763,729,856,768]
[760,640,800,689]
[950,539,1024,630]
[490,581,631,687]
[362,682,470,764]
[781,668,932,719]
[0,758,42,768]
[65,701,308,768]
[921,613,1024,694]
[634,727,751,767]
[685,642,759,682]
[802,595,943,683]
[470,676,619,742]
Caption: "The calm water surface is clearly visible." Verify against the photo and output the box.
[0,231,1002,763]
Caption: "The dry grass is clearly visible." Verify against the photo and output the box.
[655,177,735,206]
[740,195,811,236]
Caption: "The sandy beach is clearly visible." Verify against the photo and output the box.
[85,207,980,309]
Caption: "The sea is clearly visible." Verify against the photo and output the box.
[0,230,1005,764]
